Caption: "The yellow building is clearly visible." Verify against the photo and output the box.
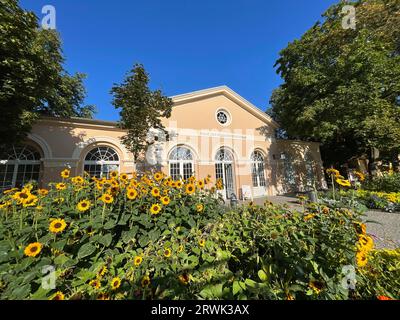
[0,86,326,199]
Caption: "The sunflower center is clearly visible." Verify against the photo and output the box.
[54,223,62,229]
[30,246,38,253]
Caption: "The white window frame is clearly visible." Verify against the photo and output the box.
[251,151,266,188]
[0,145,41,190]
[215,108,232,127]
[215,148,235,199]
[83,146,120,179]
[168,146,194,180]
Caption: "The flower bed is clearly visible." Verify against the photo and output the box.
[323,168,400,212]
[0,171,398,300]
[320,189,400,212]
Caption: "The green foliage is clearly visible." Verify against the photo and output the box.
[356,249,400,299]
[270,0,400,165]
[364,173,400,193]
[321,188,400,212]
[111,64,173,160]
[0,0,95,148]
[1,171,398,300]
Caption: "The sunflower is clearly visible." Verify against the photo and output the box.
[356,250,368,267]
[97,293,110,300]
[141,275,150,288]
[23,195,38,207]
[3,188,18,195]
[127,189,138,200]
[141,187,148,196]
[51,291,65,300]
[71,176,84,185]
[151,187,160,197]
[360,223,367,235]
[185,183,195,195]
[196,203,204,213]
[0,201,12,209]
[175,181,183,189]
[110,171,118,179]
[120,173,128,181]
[61,169,70,179]
[38,189,49,196]
[111,277,121,290]
[100,193,114,204]
[77,199,91,212]
[215,179,224,190]
[160,196,170,205]
[89,279,101,289]
[304,214,315,221]
[336,179,351,187]
[178,273,190,285]
[53,197,64,204]
[354,171,366,182]
[197,180,205,189]
[134,256,143,266]
[49,219,67,234]
[357,235,374,252]
[130,180,139,188]
[164,248,172,258]
[56,183,67,191]
[199,239,206,247]
[13,190,32,204]
[154,172,164,181]
[150,203,162,215]
[24,242,42,257]
[309,280,324,294]
[97,266,108,278]
[326,168,340,176]
[177,244,184,253]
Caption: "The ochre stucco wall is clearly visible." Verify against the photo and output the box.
[24,88,326,198]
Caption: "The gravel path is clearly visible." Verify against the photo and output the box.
[250,196,400,249]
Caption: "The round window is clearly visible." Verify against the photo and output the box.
[216,110,231,126]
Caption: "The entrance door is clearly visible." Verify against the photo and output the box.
[215,148,235,199]
[251,151,267,198]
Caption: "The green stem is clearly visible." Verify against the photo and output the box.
[102,203,106,225]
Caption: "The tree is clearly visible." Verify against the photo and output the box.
[111,64,173,162]
[270,0,400,167]
[0,0,95,149]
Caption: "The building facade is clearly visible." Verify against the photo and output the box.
[0,86,327,199]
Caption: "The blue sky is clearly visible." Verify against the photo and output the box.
[20,0,337,121]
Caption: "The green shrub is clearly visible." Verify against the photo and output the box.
[0,171,398,300]
[356,249,400,300]
[364,173,400,193]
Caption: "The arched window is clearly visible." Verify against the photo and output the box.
[83,146,119,178]
[168,146,194,180]
[251,151,266,188]
[283,152,296,186]
[215,148,235,199]
[0,145,41,190]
